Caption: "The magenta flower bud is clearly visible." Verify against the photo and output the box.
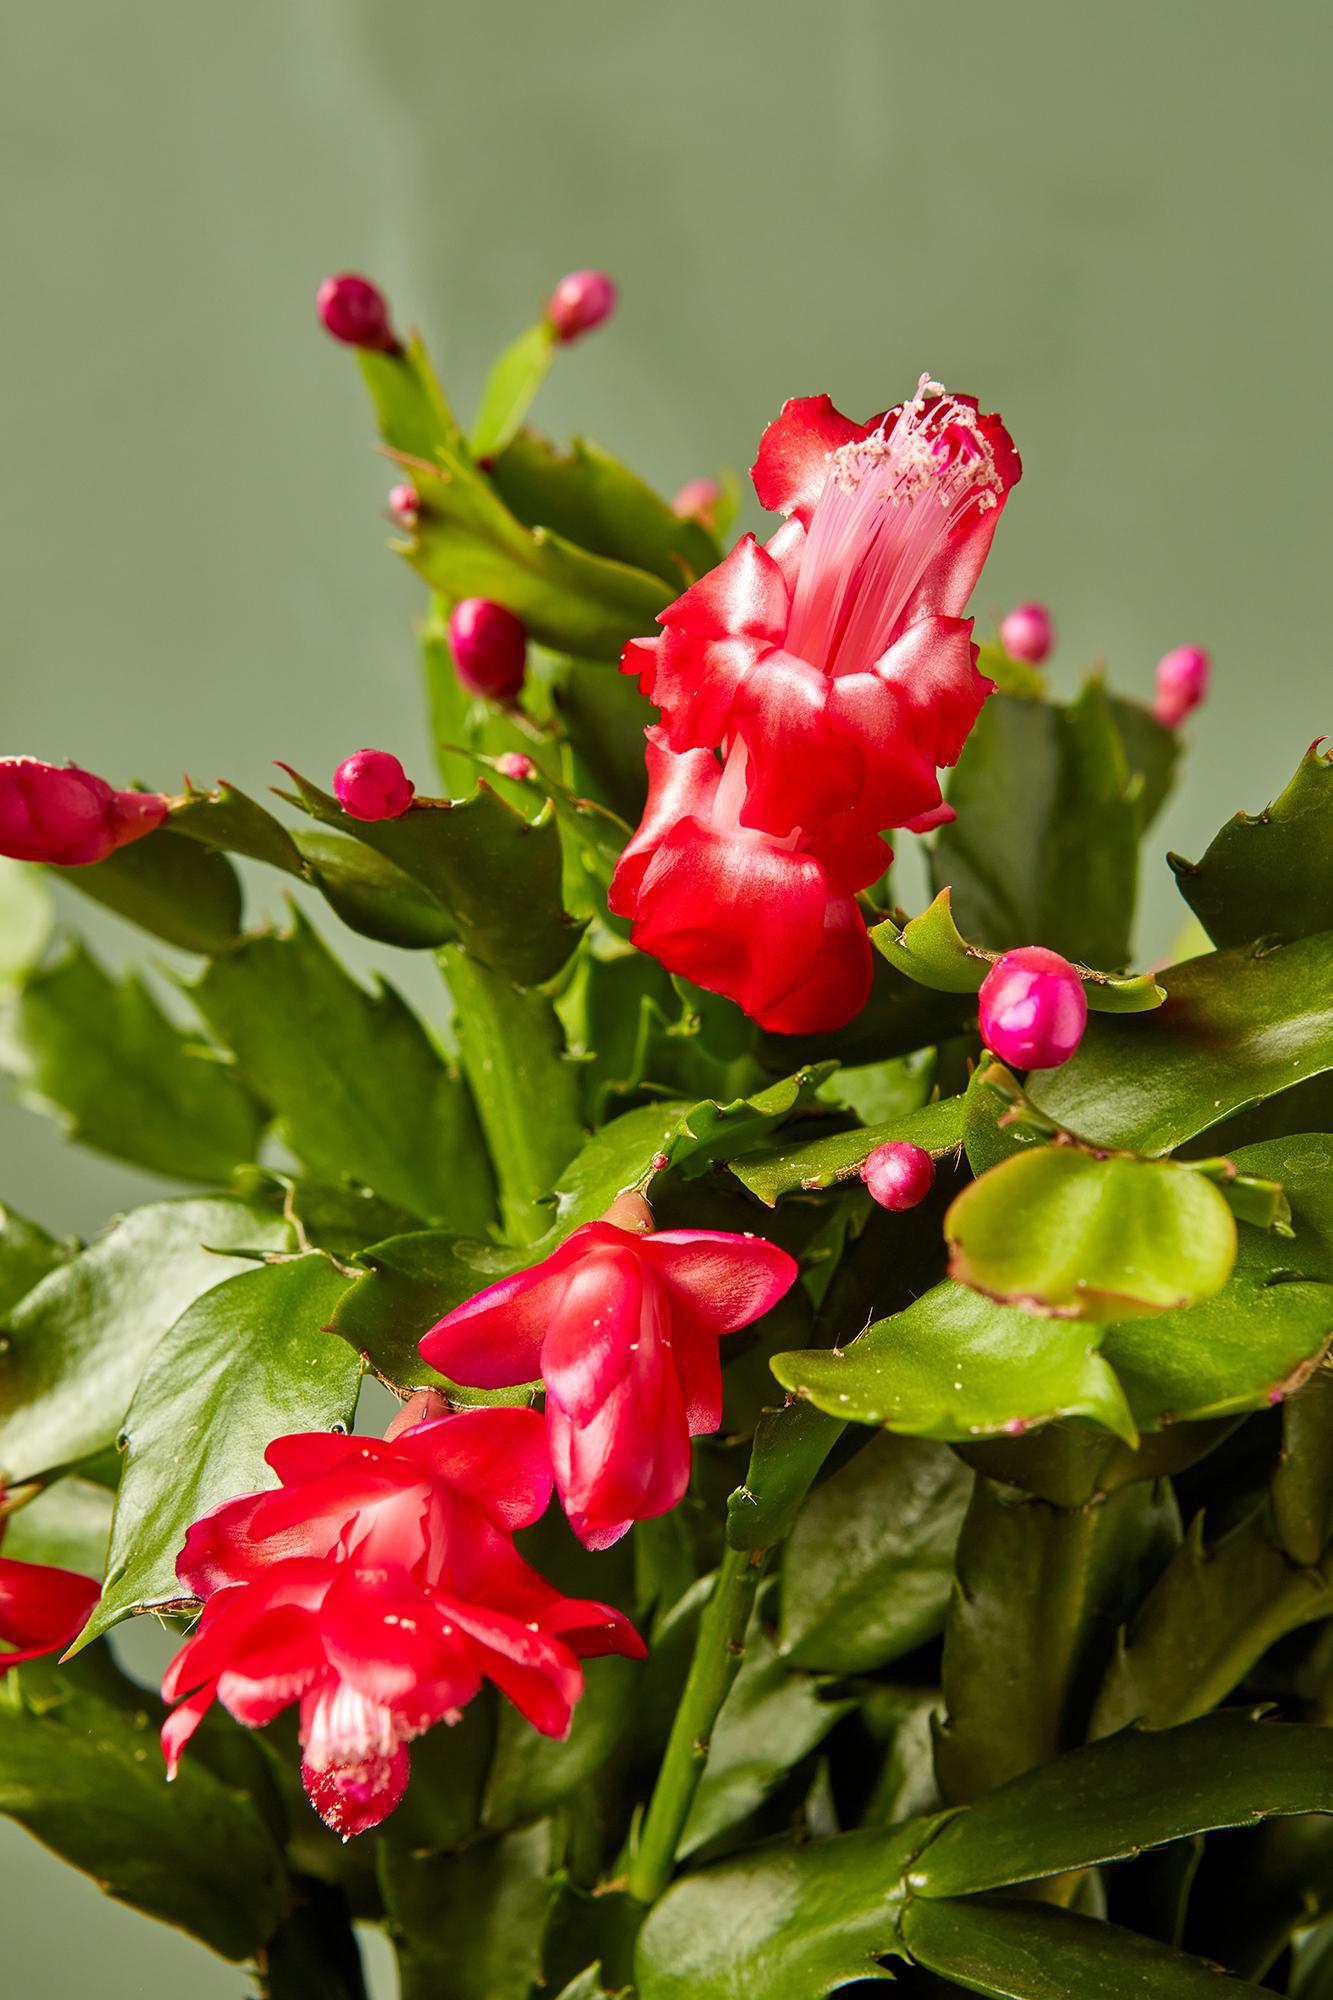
[546,269,617,344]
[1153,645,1210,728]
[316,273,397,353]
[495,751,536,781]
[978,946,1088,1070]
[672,477,723,529]
[0,757,168,867]
[860,1141,936,1212]
[448,599,527,700]
[333,749,415,821]
[999,601,1054,665]
[387,483,420,529]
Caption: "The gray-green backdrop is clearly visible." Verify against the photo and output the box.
[3,2,1329,1992]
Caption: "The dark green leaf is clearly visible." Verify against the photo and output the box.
[1273,1367,1333,1565]
[56,825,244,953]
[731,1094,964,1206]
[331,1230,531,1394]
[757,947,971,1073]
[780,1433,971,1672]
[945,1147,1237,1320]
[555,656,654,823]
[379,1822,556,2000]
[900,1894,1259,1997]
[1106,691,1181,833]
[167,780,305,876]
[935,1474,1179,1801]
[483,1655,638,1829]
[2,1476,112,1575]
[79,1255,359,1643]
[0,1196,291,1483]
[357,335,459,458]
[872,887,1164,1011]
[469,321,555,459]
[191,912,496,1229]
[0,1667,288,1959]
[0,1202,71,1315]
[256,1879,369,2000]
[490,429,719,588]
[1170,742,1333,948]
[2,940,263,1181]
[726,1399,845,1553]
[293,827,455,948]
[1030,932,1333,1153]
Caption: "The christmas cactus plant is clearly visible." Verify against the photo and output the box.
[2,264,1332,2000]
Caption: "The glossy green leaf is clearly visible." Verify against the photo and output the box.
[55,824,244,953]
[293,828,455,949]
[757,944,971,1073]
[167,780,305,876]
[0,1668,288,1960]
[0,1196,291,1483]
[936,1473,1179,1802]
[900,1894,1260,1997]
[2,1476,113,1575]
[726,1399,846,1553]
[779,1433,971,1672]
[872,887,1164,1011]
[555,655,654,824]
[731,1093,964,1206]
[483,1655,638,1830]
[490,429,719,587]
[1170,742,1333,948]
[191,912,496,1230]
[918,1712,1333,1896]
[1273,1367,1333,1565]
[255,1880,370,2000]
[0,859,53,984]
[1030,931,1333,1153]
[279,768,582,984]
[80,1255,359,1642]
[469,320,555,459]
[1106,691,1181,832]
[357,335,459,458]
[772,1280,1138,1445]
[945,1147,1237,1320]
[379,1822,555,2000]
[635,1818,944,2000]
[931,682,1141,968]
[331,1230,532,1395]
[0,1203,71,1315]
[2,940,263,1181]
[1183,1812,1333,1985]
[441,945,585,1244]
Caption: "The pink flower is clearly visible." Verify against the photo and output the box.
[421,1219,797,1551]
[0,1528,100,1669]
[1153,645,1210,728]
[860,1141,936,1211]
[316,274,397,353]
[999,602,1054,665]
[387,483,420,529]
[495,751,537,782]
[546,270,617,344]
[0,758,168,867]
[608,730,882,1032]
[334,749,415,821]
[160,1407,643,1837]
[978,946,1087,1070]
[449,599,528,700]
[626,378,1018,842]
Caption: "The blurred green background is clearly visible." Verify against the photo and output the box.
[2,1,1328,1991]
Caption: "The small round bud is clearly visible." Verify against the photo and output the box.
[978,946,1088,1070]
[546,269,617,344]
[495,751,536,781]
[1000,602,1054,665]
[0,757,167,866]
[316,273,397,352]
[1153,645,1210,728]
[448,599,527,699]
[602,1189,654,1235]
[384,1389,452,1441]
[333,749,415,821]
[860,1141,936,1212]
[387,483,420,529]
[672,477,723,530]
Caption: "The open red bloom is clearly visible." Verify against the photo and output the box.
[160,1407,643,1836]
[626,379,1017,842]
[421,1220,797,1550]
[0,1531,100,1669]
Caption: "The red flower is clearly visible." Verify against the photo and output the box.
[609,729,881,1032]
[0,758,168,867]
[160,1407,643,1837]
[626,379,1018,842]
[0,1530,100,1669]
[421,1220,797,1550]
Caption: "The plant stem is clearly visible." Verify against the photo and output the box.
[627,1542,765,1903]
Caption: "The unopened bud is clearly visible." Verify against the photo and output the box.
[978,946,1087,1071]
[602,1189,654,1235]
[672,478,723,530]
[384,1389,452,1441]
[546,269,617,344]
[387,483,420,530]
[0,757,168,867]
[999,602,1054,665]
[333,749,415,821]
[495,751,536,781]
[316,273,397,353]
[860,1141,936,1212]
[448,599,527,700]
[1153,645,1210,728]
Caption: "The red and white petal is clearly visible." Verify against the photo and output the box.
[319,1565,483,1716]
[728,649,863,834]
[608,730,722,916]
[418,1238,590,1389]
[873,615,991,769]
[300,1680,412,1836]
[754,892,874,1035]
[537,1246,643,1426]
[658,534,789,644]
[393,1406,553,1532]
[751,396,872,524]
[441,1598,584,1740]
[638,1231,798,1342]
[161,1685,216,1778]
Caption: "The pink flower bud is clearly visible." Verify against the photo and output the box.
[0,757,168,867]
[333,749,415,821]
[672,477,723,529]
[383,1388,451,1440]
[495,751,536,781]
[978,946,1088,1070]
[1153,645,1210,728]
[448,599,527,699]
[546,269,617,344]
[860,1141,936,1211]
[999,602,1054,665]
[316,273,397,353]
[387,483,420,529]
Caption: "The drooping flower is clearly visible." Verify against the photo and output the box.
[626,377,1019,842]
[0,758,169,867]
[449,598,528,699]
[608,730,883,1032]
[0,1521,100,1669]
[160,1406,643,1837]
[334,749,416,821]
[421,1215,797,1551]
[978,946,1087,1070]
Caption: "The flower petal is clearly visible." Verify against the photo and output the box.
[638,1232,799,1338]
[0,1555,100,1667]
[658,534,789,643]
[393,1407,553,1532]
[751,395,872,523]
[754,891,874,1035]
